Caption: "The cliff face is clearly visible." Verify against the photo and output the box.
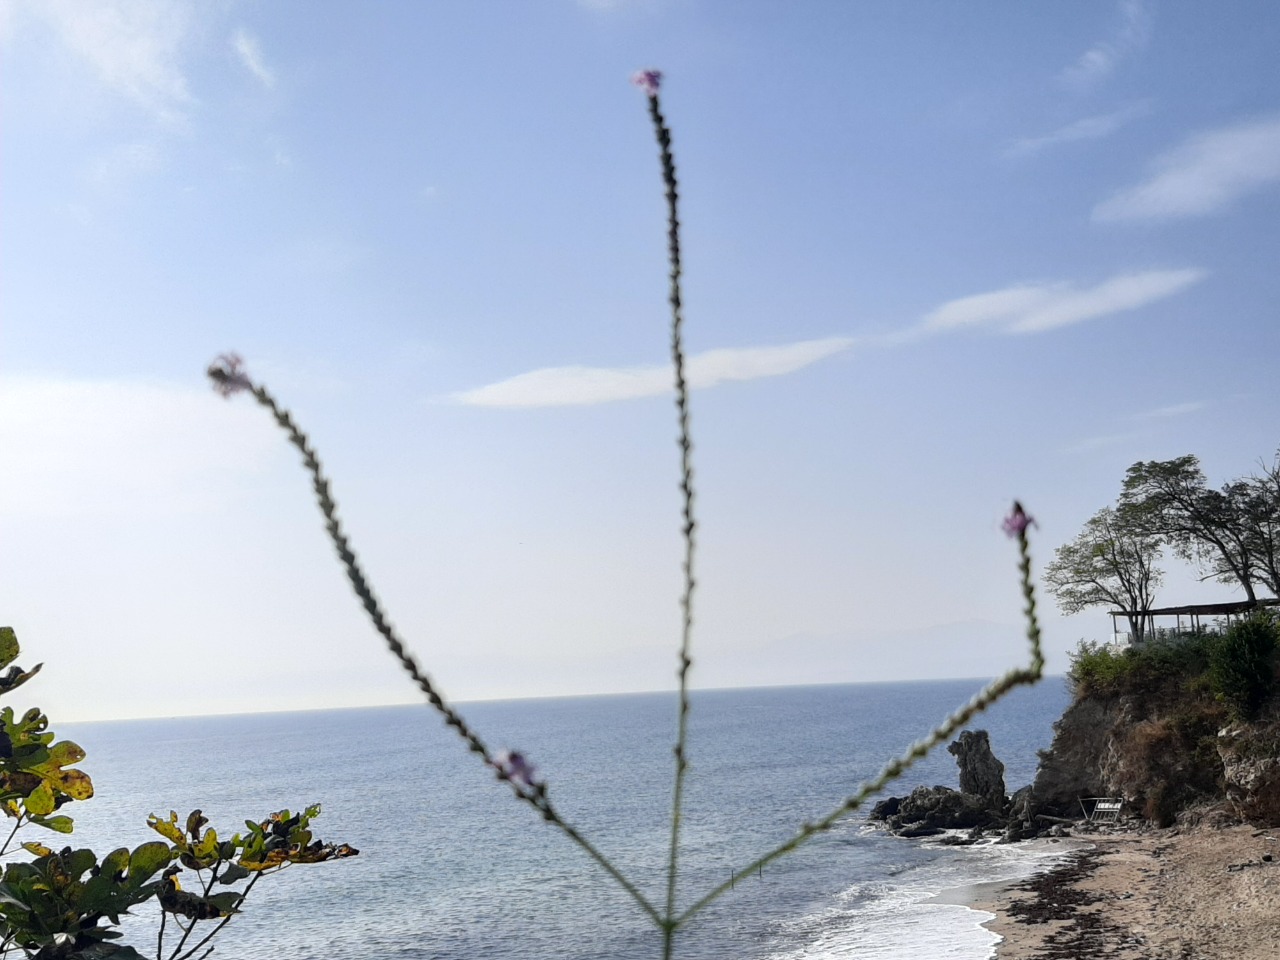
[1028,683,1280,826]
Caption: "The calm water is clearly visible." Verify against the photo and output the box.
[59,679,1073,959]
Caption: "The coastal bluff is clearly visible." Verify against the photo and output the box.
[871,627,1280,837]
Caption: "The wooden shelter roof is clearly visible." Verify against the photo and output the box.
[1109,598,1279,617]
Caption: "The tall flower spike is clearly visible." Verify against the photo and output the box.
[631,69,662,97]
[208,353,254,398]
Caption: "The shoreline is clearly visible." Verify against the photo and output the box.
[967,822,1280,959]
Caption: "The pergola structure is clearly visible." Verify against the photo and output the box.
[1109,597,1280,645]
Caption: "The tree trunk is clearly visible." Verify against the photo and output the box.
[1127,613,1146,645]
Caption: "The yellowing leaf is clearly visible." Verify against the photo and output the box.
[25,782,55,816]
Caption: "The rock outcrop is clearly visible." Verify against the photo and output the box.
[870,729,1011,838]
[1218,722,1280,824]
[947,730,1006,807]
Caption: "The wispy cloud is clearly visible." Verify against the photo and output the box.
[1093,114,1280,222]
[26,0,195,123]
[922,268,1207,335]
[1061,433,1137,455]
[1060,0,1150,89]
[454,338,854,408]
[232,27,275,89]
[1007,101,1150,158]
[1130,401,1204,420]
[460,267,1204,408]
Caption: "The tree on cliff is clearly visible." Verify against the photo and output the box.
[1044,506,1163,643]
[1238,450,1280,597]
[1120,455,1264,604]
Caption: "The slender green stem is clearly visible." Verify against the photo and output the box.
[207,362,662,928]
[675,518,1045,928]
[0,815,24,858]
[168,913,195,960]
[645,90,698,953]
[171,872,262,960]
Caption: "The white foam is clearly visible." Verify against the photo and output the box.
[760,839,1082,960]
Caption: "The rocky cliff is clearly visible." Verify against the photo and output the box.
[1020,636,1280,828]
[871,628,1280,839]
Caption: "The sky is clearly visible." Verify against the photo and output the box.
[2,1,1278,722]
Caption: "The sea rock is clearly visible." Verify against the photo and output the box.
[1001,785,1042,842]
[868,796,901,820]
[947,729,1007,809]
[890,784,1001,832]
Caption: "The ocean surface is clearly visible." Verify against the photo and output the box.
[58,679,1074,960]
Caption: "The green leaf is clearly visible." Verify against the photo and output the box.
[128,842,172,885]
[100,848,131,880]
[43,740,86,768]
[0,663,43,697]
[0,627,17,669]
[147,812,187,848]
[204,891,243,915]
[25,782,55,816]
[216,863,249,885]
[48,767,93,800]
[29,814,74,834]
[191,827,220,864]
[64,848,98,880]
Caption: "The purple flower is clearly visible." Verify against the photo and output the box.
[1002,502,1036,538]
[494,749,539,788]
[631,69,662,97]
[208,352,254,398]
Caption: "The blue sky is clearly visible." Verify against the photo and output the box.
[2,1,1278,721]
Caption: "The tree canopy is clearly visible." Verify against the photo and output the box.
[1048,446,1278,641]
[1043,507,1164,643]
[1120,455,1263,603]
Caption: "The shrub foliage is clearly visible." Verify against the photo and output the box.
[1209,613,1279,721]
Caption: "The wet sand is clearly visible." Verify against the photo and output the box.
[973,823,1280,959]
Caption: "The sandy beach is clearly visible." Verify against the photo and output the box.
[974,821,1280,959]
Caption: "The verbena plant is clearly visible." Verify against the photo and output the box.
[206,72,1047,959]
[0,73,1043,960]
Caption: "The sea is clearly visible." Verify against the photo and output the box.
[57,678,1075,960]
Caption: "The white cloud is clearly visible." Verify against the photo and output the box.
[0,376,281,518]
[1093,114,1280,222]
[232,27,275,89]
[1060,0,1150,89]
[1130,401,1204,420]
[454,337,854,408]
[1061,433,1137,455]
[1007,102,1150,157]
[923,284,1065,331]
[26,0,195,123]
[923,269,1207,336]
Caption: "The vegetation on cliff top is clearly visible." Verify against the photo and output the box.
[1063,614,1279,825]
[1069,613,1278,722]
